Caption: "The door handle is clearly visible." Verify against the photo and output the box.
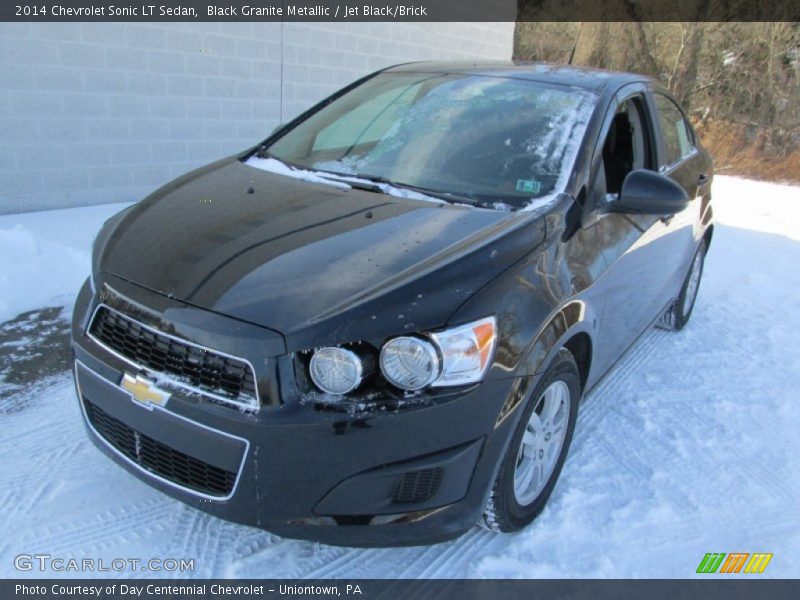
[697,173,709,186]
[660,214,675,225]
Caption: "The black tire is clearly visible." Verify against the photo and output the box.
[660,239,707,331]
[482,348,581,532]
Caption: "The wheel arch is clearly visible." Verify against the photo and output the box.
[563,331,593,393]
[521,300,596,389]
[485,312,594,518]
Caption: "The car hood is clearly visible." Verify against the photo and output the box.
[98,157,545,350]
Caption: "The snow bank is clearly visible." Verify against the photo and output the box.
[710,176,800,240]
[0,203,129,323]
[0,224,87,322]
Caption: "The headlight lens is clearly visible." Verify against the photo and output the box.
[309,316,497,396]
[309,347,363,395]
[430,316,496,387]
[380,337,440,391]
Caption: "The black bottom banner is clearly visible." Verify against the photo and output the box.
[5,579,800,600]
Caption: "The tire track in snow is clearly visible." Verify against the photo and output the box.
[640,324,800,511]
[414,529,503,578]
[175,508,216,574]
[185,514,218,578]
[220,529,279,578]
[567,328,668,490]
[288,544,370,579]
[10,498,173,557]
[284,544,356,579]
[173,509,273,578]
[295,527,497,579]
[725,447,797,506]
[574,328,666,442]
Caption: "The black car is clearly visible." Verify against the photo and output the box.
[71,62,713,546]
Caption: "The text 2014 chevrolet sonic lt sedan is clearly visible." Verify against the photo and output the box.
[71,63,713,546]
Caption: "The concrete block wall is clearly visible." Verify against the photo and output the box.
[0,22,514,214]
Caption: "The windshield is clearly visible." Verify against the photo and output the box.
[263,72,597,209]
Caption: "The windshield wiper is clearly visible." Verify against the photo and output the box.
[255,145,273,159]
[317,174,384,194]
[253,149,385,194]
[252,150,480,206]
[251,150,380,194]
[351,173,481,206]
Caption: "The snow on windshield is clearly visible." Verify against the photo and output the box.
[254,74,596,212]
[245,156,351,189]
[313,81,594,207]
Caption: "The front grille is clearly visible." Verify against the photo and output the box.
[84,399,237,498]
[89,305,257,408]
[393,467,443,504]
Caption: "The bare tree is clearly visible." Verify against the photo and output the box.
[513,19,800,181]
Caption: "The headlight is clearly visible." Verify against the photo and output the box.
[308,316,497,396]
[429,316,496,387]
[379,316,497,390]
[380,337,440,391]
[309,347,363,395]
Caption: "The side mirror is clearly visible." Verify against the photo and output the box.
[609,169,689,216]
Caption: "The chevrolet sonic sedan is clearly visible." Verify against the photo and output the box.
[71,62,713,546]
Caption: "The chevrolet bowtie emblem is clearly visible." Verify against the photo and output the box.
[121,373,171,408]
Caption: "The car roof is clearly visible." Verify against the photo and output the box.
[383,61,652,92]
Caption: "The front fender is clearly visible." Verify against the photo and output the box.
[522,300,595,378]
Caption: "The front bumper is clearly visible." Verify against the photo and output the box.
[71,276,527,546]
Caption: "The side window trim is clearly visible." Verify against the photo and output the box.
[591,86,658,171]
[628,96,658,171]
[588,84,658,209]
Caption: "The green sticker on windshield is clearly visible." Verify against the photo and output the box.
[516,179,541,194]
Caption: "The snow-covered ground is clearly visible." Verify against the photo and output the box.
[1,176,798,578]
[0,203,131,324]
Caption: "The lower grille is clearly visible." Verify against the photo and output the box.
[393,467,443,504]
[84,399,237,498]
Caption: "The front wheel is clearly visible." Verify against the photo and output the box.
[659,239,707,331]
[482,349,581,532]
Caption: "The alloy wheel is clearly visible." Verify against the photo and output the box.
[513,380,571,506]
